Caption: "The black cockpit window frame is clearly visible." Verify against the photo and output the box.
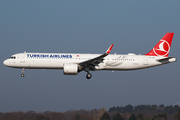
[9,56,16,59]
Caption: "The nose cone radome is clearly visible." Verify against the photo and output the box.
[3,59,9,66]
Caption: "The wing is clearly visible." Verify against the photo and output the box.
[79,44,114,70]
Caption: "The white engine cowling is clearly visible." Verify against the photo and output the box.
[63,63,78,75]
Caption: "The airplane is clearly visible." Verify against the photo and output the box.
[3,33,176,79]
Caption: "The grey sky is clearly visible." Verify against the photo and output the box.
[0,0,180,112]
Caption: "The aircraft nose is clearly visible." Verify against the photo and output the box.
[3,60,9,66]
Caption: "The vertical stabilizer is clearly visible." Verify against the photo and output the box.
[145,33,174,57]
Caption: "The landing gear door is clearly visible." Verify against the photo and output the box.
[20,53,25,63]
[143,57,148,65]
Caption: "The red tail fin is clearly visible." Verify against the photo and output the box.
[145,33,174,57]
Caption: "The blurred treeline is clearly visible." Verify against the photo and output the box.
[0,104,180,120]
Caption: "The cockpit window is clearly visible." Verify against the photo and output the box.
[9,56,16,59]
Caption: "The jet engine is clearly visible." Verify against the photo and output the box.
[63,63,78,75]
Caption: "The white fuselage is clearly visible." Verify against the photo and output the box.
[3,52,175,71]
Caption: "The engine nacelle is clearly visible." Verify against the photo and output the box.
[63,63,78,75]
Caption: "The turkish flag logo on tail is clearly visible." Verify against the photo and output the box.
[153,40,170,56]
[145,33,174,57]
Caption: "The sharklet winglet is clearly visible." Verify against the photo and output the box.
[106,44,114,54]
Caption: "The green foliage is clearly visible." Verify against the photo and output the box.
[109,104,180,115]
[109,104,133,113]
[100,112,110,120]
[151,105,158,111]
[36,114,45,120]
[75,113,81,120]
[152,113,167,120]
[134,105,151,112]
[45,116,51,120]
[175,109,180,120]
[136,113,144,120]
[159,104,165,108]
[164,105,176,114]
[129,113,136,120]
[112,112,125,120]
[174,106,180,112]
[36,114,51,120]
[143,119,151,120]
[0,105,180,120]
[124,104,133,113]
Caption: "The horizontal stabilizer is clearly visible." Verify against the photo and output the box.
[157,57,177,63]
